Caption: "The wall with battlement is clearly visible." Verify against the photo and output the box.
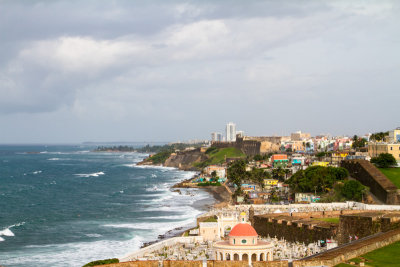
[251,211,339,244]
[341,159,400,204]
[337,212,400,245]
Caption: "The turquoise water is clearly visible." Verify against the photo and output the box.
[0,145,212,267]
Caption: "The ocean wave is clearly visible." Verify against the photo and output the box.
[74,172,105,178]
[0,222,25,239]
[2,236,145,267]
[85,233,103,238]
[48,158,60,161]
[33,170,42,174]
[132,164,177,170]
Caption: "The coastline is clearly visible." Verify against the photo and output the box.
[129,151,232,252]
[137,165,231,250]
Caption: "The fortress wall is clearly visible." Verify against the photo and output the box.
[337,212,400,245]
[293,228,400,267]
[252,216,336,244]
[341,159,400,204]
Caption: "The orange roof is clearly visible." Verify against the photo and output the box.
[229,223,258,237]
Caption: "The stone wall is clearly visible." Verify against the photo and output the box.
[337,212,400,245]
[292,228,400,267]
[341,159,400,204]
[252,215,337,244]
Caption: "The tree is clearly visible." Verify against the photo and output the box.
[316,152,326,160]
[211,170,217,178]
[340,180,365,201]
[227,160,247,187]
[371,153,397,168]
[287,166,349,193]
[253,154,263,161]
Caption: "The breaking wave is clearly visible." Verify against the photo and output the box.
[74,172,105,178]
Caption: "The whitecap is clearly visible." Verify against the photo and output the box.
[48,158,60,161]
[85,233,103,238]
[33,170,42,174]
[0,237,4,241]
[74,172,105,178]
[0,228,14,237]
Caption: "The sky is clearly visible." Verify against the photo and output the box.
[0,0,399,143]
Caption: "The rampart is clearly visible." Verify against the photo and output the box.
[337,211,400,244]
[341,159,400,204]
[292,228,400,267]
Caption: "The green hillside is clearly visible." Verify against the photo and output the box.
[379,168,400,188]
[335,240,400,267]
[195,147,245,168]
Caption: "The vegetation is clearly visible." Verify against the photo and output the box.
[379,168,400,188]
[83,258,119,267]
[95,143,204,153]
[335,241,400,267]
[316,152,327,160]
[287,166,349,193]
[340,180,367,201]
[314,217,340,224]
[227,160,271,192]
[371,153,397,168]
[196,147,245,168]
[197,182,221,186]
[370,131,389,142]
[352,135,367,149]
[204,216,218,222]
[149,150,173,164]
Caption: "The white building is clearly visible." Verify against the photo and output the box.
[226,122,236,142]
[211,132,223,142]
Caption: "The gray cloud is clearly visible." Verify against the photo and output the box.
[0,0,399,142]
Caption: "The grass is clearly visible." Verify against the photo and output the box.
[379,168,400,188]
[334,240,400,267]
[195,147,246,168]
[314,217,340,224]
[206,147,245,165]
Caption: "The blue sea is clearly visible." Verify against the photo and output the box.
[0,145,213,267]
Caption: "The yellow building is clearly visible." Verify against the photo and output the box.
[368,142,400,161]
[312,161,329,167]
[263,179,278,186]
[389,128,400,143]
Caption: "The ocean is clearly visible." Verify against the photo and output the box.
[0,145,213,267]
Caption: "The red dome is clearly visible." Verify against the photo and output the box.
[229,223,258,237]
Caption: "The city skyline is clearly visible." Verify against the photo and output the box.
[0,1,399,143]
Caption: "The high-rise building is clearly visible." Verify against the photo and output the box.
[226,122,236,142]
[211,132,223,142]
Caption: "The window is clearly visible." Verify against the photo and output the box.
[233,239,235,244]
[391,147,393,150]
[241,239,247,244]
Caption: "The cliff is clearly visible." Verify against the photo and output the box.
[163,148,208,170]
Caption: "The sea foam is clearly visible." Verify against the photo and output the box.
[74,172,105,178]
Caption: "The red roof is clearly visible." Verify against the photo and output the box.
[229,223,258,237]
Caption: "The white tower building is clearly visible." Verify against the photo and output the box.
[226,122,236,142]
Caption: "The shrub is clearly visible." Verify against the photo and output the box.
[83,258,119,267]
[371,153,397,168]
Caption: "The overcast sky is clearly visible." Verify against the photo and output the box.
[0,0,399,143]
